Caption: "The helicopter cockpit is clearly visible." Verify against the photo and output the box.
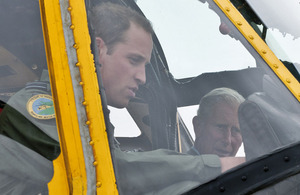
[0,0,300,194]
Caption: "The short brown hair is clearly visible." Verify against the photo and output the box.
[91,2,153,54]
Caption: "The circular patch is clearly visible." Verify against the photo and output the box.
[26,94,55,119]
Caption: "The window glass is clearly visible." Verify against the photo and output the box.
[137,0,255,79]
[92,0,300,194]
[0,1,59,194]
[110,106,141,137]
[231,0,300,80]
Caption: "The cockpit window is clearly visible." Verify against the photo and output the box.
[136,0,256,79]
[101,0,300,193]
[231,0,300,80]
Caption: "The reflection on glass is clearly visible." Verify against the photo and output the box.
[230,0,300,81]
[0,0,59,194]
[103,0,300,194]
[137,0,255,78]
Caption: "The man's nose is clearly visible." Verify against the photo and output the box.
[135,66,146,85]
[223,129,232,146]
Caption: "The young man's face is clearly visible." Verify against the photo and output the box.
[98,23,153,108]
[193,102,242,157]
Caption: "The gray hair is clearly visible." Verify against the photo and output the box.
[90,2,153,54]
[197,87,245,120]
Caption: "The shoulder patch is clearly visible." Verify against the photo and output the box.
[26,94,55,119]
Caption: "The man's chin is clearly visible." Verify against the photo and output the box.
[108,100,129,109]
[215,151,232,157]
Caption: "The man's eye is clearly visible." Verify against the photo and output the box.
[129,58,138,64]
[216,125,226,132]
[216,125,226,130]
[231,127,241,135]
[129,57,141,65]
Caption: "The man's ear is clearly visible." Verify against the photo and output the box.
[192,115,202,138]
[96,37,107,64]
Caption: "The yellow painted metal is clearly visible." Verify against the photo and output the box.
[214,0,300,102]
[68,0,118,193]
[48,155,70,194]
[40,0,87,194]
[40,0,118,193]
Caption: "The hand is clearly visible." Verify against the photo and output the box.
[220,157,245,172]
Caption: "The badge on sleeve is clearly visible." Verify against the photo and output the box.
[26,94,55,119]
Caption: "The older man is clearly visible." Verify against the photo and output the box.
[190,88,244,157]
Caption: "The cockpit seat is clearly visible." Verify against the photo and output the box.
[239,92,300,161]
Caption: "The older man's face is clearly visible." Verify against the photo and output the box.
[98,23,153,108]
[194,102,242,157]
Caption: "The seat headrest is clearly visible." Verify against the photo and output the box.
[239,92,300,161]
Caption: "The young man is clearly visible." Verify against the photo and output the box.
[190,88,244,157]
[92,3,153,109]
[91,3,245,194]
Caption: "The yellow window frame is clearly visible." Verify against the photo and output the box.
[214,0,300,102]
[39,0,118,194]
